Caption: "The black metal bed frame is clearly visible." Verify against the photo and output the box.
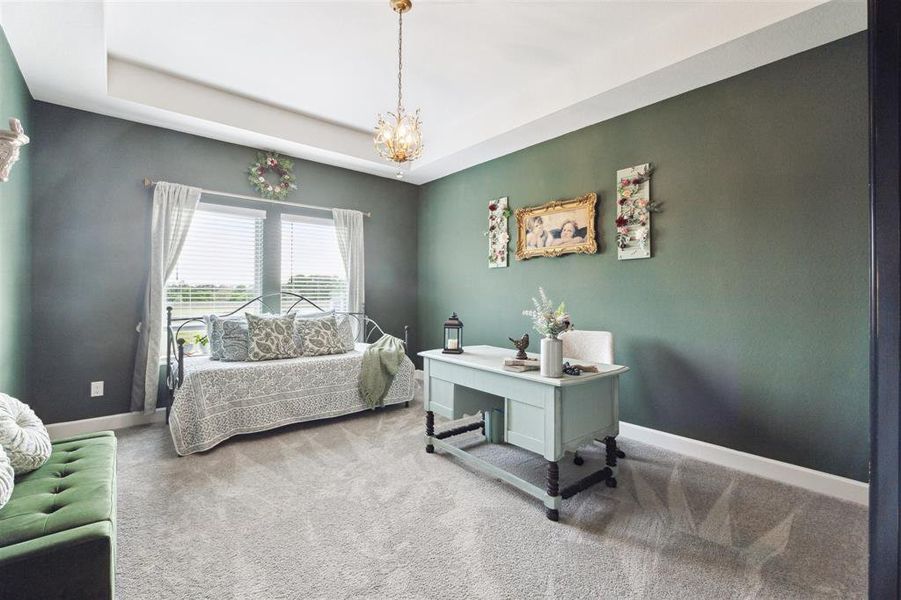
[164,291,409,421]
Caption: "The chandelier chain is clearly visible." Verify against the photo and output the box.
[397,10,403,111]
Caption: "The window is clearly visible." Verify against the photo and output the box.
[281,214,348,313]
[166,203,265,319]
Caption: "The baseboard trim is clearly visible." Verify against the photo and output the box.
[619,421,869,506]
[46,408,167,440]
[42,400,867,506]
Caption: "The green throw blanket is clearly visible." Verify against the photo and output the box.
[359,334,407,408]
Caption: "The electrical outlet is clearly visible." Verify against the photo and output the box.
[90,381,104,398]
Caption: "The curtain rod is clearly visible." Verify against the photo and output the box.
[142,178,371,218]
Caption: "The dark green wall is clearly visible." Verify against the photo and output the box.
[30,102,419,423]
[0,26,31,399]
[417,33,870,481]
[13,30,871,480]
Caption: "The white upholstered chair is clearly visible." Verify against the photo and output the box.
[558,330,624,471]
[560,330,614,364]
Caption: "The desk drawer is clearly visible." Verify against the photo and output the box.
[505,398,545,455]
[428,360,550,407]
[428,378,454,419]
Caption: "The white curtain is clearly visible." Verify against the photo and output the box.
[332,208,365,317]
[130,182,201,413]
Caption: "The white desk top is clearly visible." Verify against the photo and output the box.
[419,345,629,387]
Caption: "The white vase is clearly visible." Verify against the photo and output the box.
[540,336,563,377]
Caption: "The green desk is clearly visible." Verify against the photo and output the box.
[420,345,629,521]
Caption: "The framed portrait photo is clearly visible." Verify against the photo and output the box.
[514,192,598,260]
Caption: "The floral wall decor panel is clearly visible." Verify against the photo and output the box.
[486,197,511,268]
[616,163,660,260]
[515,193,598,260]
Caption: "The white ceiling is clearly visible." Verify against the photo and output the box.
[1,1,866,184]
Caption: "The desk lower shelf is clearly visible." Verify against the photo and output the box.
[425,410,624,522]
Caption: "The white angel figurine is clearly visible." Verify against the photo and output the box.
[0,118,30,183]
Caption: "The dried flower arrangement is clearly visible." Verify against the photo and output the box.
[522,287,573,339]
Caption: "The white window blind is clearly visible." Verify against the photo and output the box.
[166,202,265,319]
[281,214,348,313]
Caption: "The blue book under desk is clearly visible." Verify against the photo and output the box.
[419,345,629,521]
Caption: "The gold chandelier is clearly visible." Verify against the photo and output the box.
[374,0,423,164]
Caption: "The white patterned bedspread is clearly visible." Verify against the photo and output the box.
[169,343,415,455]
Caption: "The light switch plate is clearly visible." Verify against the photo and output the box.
[90,381,104,397]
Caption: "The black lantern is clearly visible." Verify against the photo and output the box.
[442,312,464,354]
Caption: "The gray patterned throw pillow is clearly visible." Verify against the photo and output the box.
[246,313,299,361]
[221,319,250,362]
[337,315,356,352]
[295,314,345,356]
[206,314,246,360]
[292,311,334,351]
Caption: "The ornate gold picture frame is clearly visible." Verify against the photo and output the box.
[515,192,598,260]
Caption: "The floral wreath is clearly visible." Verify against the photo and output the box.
[615,165,661,250]
[248,152,297,200]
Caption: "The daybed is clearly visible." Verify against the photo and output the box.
[165,294,415,455]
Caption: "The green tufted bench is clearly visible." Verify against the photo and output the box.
[0,431,117,599]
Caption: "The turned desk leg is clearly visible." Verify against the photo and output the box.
[604,437,623,488]
[546,460,560,521]
[605,436,628,466]
[604,436,626,461]
[425,410,435,454]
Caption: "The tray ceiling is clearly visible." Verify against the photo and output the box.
[1,1,865,184]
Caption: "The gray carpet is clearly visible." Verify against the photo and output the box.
[115,390,867,599]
